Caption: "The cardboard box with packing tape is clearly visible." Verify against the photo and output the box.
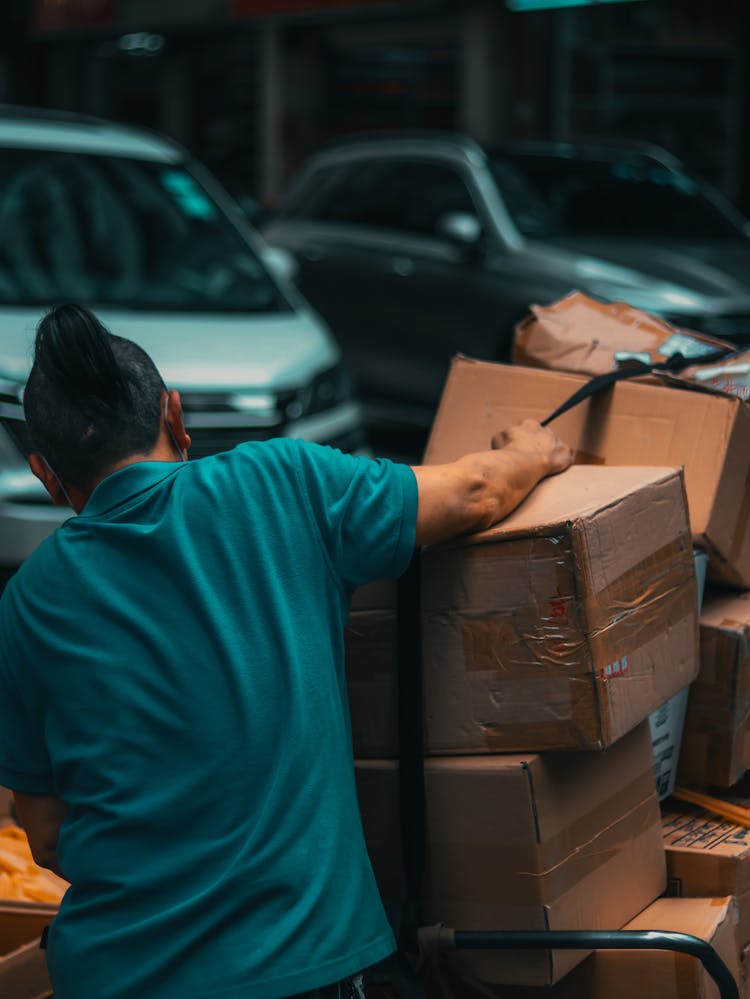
[678,590,750,789]
[345,464,698,755]
[423,355,750,588]
[355,722,666,988]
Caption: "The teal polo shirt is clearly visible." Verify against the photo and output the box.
[0,439,417,999]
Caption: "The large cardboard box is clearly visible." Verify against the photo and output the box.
[483,897,740,999]
[0,937,51,999]
[679,590,750,788]
[423,356,750,588]
[346,465,698,756]
[662,800,750,950]
[345,579,398,758]
[420,464,697,752]
[355,722,667,988]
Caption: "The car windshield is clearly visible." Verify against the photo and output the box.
[487,151,745,241]
[0,147,288,312]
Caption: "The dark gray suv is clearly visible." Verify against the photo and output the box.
[263,132,750,457]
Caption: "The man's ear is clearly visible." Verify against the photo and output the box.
[28,453,70,507]
[165,389,191,456]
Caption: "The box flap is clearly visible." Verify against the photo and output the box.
[423,356,735,542]
[451,465,683,547]
[512,292,732,377]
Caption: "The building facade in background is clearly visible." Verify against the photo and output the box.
[3,0,749,212]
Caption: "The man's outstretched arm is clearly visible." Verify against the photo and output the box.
[412,419,573,547]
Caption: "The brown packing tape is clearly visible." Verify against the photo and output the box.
[582,536,693,630]
[463,535,697,676]
[460,605,590,674]
[455,536,692,678]
[588,569,696,676]
[484,624,693,753]
[459,599,695,752]
[426,788,658,907]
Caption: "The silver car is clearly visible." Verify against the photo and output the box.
[0,106,364,581]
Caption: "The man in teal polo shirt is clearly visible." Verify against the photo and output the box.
[0,304,571,999]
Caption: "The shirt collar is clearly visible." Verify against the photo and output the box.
[80,461,183,518]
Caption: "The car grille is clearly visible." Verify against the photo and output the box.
[0,366,362,464]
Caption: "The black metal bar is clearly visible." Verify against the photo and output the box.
[447,930,738,999]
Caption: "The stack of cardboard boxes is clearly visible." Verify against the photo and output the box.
[349,295,750,998]
[0,788,57,998]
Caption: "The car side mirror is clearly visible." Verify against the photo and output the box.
[436,212,483,256]
[261,245,298,284]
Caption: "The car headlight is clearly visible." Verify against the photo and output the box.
[0,379,31,464]
[281,365,353,422]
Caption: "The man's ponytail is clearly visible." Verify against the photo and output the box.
[24,304,167,491]
[34,304,132,414]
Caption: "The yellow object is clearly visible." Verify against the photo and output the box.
[0,824,68,903]
[672,786,750,828]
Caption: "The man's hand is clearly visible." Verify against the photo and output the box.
[491,419,573,475]
[412,419,573,546]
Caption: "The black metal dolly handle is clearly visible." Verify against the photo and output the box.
[419,926,739,999]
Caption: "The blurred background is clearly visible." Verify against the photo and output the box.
[2,0,749,213]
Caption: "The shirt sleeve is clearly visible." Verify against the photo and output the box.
[0,589,55,794]
[287,440,418,588]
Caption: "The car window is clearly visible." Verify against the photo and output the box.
[285,159,478,237]
[0,148,290,312]
[488,151,744,240]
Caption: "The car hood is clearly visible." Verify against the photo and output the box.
[0,306,339,389]
[542,235,750,299]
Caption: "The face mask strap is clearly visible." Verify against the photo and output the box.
[38,454,74,508]
[164,395,186,462]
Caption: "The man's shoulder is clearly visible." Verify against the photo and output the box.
[1,528,67,610]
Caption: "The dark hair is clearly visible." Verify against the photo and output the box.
[23,304,167,491]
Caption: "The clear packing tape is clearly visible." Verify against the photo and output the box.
[0,824,68,903]
[673,352,750,399]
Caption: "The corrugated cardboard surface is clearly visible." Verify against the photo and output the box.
[355,722,666,987]
[512,292,732,377]
[345,580,399,758]
[420,465,698,752]
[479,897,739,999]
[662,801,750,948]
[423,355,749,587]
[679,590,750,788]
[0,938,51,999]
